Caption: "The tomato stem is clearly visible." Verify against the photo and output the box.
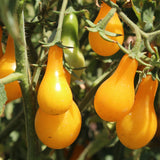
[55,0,68,41]
[104,0,160,69]
[31,48,48,91]
[0,1,41,157]
[98,8,117,30]
[117,11,142,56]
[144,39,155,55]
[0,72,23,85]
[43,0,68,47]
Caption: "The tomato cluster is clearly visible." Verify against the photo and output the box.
[94,55,158,149]
[88,1,159,150]
[35,0,159,151]
[35,45,82,149]
[34,9,86,149]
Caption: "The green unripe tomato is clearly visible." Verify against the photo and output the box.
[64,47,85,78]
[62,11,78,46]
[62,7,85,79]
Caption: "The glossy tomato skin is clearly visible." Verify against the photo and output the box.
[63,67,71,85]
[88,1,124,56]
[116,75,158,149]
[94,54,138,122]
[37,45,73,115]
[35,101,82,149]
[5,81,22,103]
[61,10,85,79]
[0,35,22,103]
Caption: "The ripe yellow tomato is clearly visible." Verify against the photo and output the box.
[35,101,82,149]
[37,45,73,115]
[0,35,22,103]
[88,1,124,56]
[116,75,158,149]
[94,54,138,122]
[5,81,22,103]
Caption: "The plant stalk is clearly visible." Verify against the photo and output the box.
[14,6,41,160]
[54,0,68,42]
[44,0,68,47]
[0,1,41,159]
[0,72,23,85]
[99,8,117,30]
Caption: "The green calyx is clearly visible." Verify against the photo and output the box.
[85,7,122,43]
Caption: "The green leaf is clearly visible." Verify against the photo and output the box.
[131,0,144,22]
[0,83,7,115]
[141,1,156,31]
[131,0,156,31]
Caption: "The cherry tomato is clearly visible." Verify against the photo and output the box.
[88,1,124,56]
[35,101,82,149]
[94,54,138,122]
[116,75,158,149]
[37,45,73,115]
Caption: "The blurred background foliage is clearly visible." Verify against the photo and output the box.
[0,0,160,160]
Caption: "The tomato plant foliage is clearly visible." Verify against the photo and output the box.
[0,0,160,160]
